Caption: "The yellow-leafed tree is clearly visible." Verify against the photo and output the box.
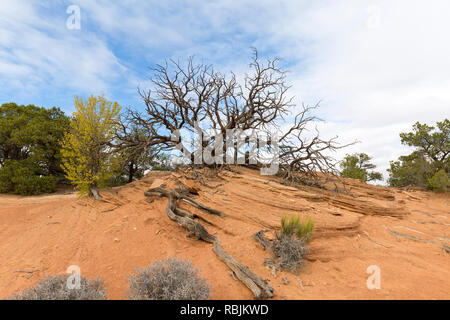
[61,95,121,198]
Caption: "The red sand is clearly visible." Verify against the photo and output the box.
[1,168,449,299]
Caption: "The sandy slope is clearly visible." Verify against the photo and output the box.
[0,168,449,299]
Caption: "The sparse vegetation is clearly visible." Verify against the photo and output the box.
[274,215,312,271]
[272,234,309,272]
[281,215,314,242]
[128,257,210,300]
[8,275,107,300]
[255,215,313,273]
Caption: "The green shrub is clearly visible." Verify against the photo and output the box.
[270,215,314,272]
[427,169,449,192]
[102,175,129,188]
[0,160,58,196]
[8,275,107,300]
[128,257,210,300]
[281,215,314,242]
[12,175,58,196]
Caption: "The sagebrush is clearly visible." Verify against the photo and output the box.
[8,275,107,300]
[265,215,314,272]
[272,234,309,272]
[128,257,210,300]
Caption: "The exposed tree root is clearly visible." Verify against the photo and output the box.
[13,269,40,274]
[362,231,393,248]
[179,167,226,189]
[14,269,40,279]
[101,206,119,213]
[254,230,273,252]
[384,226,450,253]
[393,226,450,242]
[297,277,305,291]
[144,186,274,299]
[180,195,225,217]
[212,239,274,299]
[89,187,103,201]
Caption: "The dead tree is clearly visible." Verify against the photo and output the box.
[120,49,354,187]
[125,50,358,298]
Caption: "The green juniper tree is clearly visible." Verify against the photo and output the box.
[0,103,69,195]
[340,153,383,182]
[388,119,449,191]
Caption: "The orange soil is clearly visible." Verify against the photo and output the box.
[0,167,449,299]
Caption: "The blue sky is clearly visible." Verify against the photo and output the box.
[1,0,449,179]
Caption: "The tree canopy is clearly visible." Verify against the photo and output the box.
[340,153,383,182]
[0,103,69,195]
[61,95,122,197]
[388,119,449,191]
[399,120,449,166]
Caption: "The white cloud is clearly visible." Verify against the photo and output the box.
[1,0,448,182]
[277,1,450,181]
[0,0,134,110]
[287,1,450,124]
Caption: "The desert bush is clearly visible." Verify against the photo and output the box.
[8,275,107,300]
[267,215,313,272]
[128,257,210,300]
[272,234,309,272]
[0,160,58,196]
[427,169,449,192]
[281,215,314,242]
